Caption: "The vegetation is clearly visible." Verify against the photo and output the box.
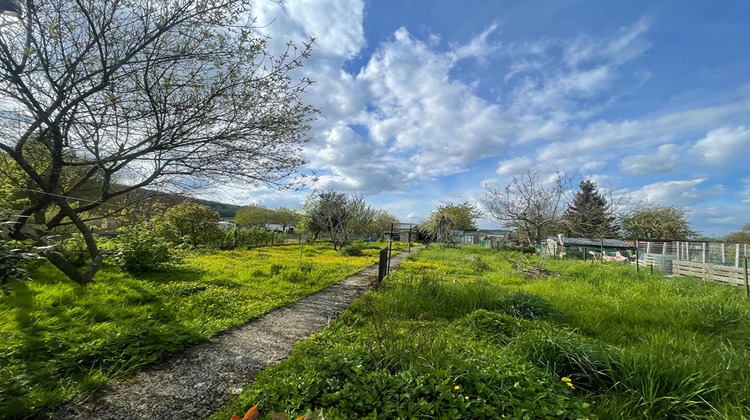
[0,0,316,285]
[563,179,618,238]
[431,202,482,231]
[482,170,571,244]
[620,204,698,240]
[724,223,750,244]
[164,201,223,247]
[301,191,377,249]
[235,205,276,229]
[0,242,412,418]
[217,245,750,419]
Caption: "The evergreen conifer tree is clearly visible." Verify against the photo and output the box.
[563,180,618,238]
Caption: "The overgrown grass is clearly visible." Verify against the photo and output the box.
[0,241,410,419]
[216,245,750,419]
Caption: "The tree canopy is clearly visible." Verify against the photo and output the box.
[725,223,750,244]
[432,202,482,231]
[164,200,221,247]
[620,204,698,240]
[482,170,570,245]
[562,179,618,238]
[0,0,316,284]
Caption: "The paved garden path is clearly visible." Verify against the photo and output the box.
[55,248,419,420]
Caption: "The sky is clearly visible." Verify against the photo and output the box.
[203,0,750,237]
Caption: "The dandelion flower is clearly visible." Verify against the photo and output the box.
[464,396,469,400]
[454,385,460,390]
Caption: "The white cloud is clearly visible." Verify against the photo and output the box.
[451,23,502,62]
[253,0,365,59]
[741,178,750,203]
[625,178,724,207]
[620,143,683,176]
[496,156,533,175]
[690,126,750,166]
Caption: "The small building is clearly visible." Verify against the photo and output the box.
[218,220,236,230]
[452,230,481,245]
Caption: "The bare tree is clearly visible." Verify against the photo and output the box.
[482,170,571,245]
[0,0,316,284]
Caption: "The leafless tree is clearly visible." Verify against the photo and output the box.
[482,170,572,245]
[0,0,316,284]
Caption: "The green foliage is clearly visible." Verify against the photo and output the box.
[0,244,384,418]
[164,200,222,247]
[111,222,176,273]
[563,179,618,238]
[620,204,698,240]
[338,245,363,257]
[217,246,750,420]
[432,201,482,231]
[56,234,89,268]
[235,204,273,228]
[0,241,44,295]
[724,223,750,244]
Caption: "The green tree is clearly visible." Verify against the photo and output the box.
[235,205,273,229]
[562,179,618,238]
[0,0,315,284]
[371,210,400,237]
[304,191,368,249]
[620,204,698,240]
[164,201,221,247]
[433,202,482,231]
[424,212,456,246]
[725,223,750,244]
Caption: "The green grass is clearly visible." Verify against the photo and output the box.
[215,245,750,419]
[0,241,410,419]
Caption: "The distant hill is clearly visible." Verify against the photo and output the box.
[194,199,243,219]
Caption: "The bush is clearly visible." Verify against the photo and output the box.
[112,222,176,273]
[338,245,363,257]
[0,240,44,294]
[57,233,89,267]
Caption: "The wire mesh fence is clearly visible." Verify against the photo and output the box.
[638,240,750,284]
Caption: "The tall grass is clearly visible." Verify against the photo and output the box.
[0,242,404,419]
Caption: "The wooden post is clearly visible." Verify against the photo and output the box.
[701,243,706,264]
[721,243,726,264]
[387,223,393,275]
[662,241,667,255]
[600,237,604,263]
[745,257,749,299]
[650,264,654,275]
[636,248,639,274]
[736,244,741,268]
[646,241,651,254]
[299,234,304,260]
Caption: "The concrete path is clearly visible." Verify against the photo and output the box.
[54,248,419,420]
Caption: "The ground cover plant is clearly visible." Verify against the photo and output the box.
[0,241,410,418]
[215,245,750,419]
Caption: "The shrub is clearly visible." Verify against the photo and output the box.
[112,221,175,273]
[0,240,44,294]
[57,233,89,267]
[338,245,363,257]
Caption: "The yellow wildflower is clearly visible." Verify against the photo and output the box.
[454,385,460,390]
[464,396,469,400]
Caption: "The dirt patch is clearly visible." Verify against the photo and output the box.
[53,248,419,420]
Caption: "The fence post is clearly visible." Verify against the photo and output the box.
[745,257,749,300]
[701,243,706,263]
[721,243,726,264]
[736,244,741,268]
[636,246,639,274]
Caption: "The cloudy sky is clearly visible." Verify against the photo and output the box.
[208,0,750,236]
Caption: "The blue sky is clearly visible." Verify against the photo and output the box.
[206,0,750,237]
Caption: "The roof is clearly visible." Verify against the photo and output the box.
[548,237,635,249]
